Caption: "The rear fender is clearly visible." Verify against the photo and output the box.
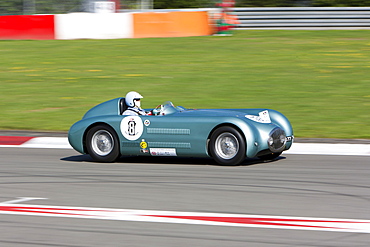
[68,116,122,154]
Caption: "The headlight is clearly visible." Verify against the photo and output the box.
[267,128,286,153]
[268,136,274,146]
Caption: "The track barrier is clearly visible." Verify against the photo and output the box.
[233,7,370,29]
[0,11,212,40]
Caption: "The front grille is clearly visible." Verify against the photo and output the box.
[268,128,286,153]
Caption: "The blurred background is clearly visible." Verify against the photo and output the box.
[1,0,370,15]
[0,0,369,138]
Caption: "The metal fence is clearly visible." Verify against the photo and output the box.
[233,7,370,29]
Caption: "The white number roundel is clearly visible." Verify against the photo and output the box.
[120,116,144,141]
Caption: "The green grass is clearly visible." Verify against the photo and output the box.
[0,30,369,139]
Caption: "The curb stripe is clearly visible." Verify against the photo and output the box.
[285,143,370,156]
[1,136,370,156]
[0,203,369,233]
[0,136,34,145]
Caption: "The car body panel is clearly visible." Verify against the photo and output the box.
[68,98,294,161]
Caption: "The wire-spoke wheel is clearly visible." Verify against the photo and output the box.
[215,132,239,159]
[86,125,120,162]
[209,126,246,165]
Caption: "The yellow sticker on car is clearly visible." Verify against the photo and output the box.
[140,141,147,149]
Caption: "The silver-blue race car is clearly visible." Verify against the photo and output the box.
[68,98,293,165]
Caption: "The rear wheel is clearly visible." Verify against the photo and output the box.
[209,126,246,165]
[86,125,120,162]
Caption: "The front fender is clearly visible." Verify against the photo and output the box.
[226,108,294,151]
[268,110,294,150]
[215,118,260,158]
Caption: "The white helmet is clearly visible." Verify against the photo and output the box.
[125,91,143,107]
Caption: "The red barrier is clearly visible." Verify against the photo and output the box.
[0,15,55,40]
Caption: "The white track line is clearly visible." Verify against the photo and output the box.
[1,197,47,204]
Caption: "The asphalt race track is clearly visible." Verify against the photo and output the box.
[0,147,369,246]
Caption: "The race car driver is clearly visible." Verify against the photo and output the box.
[122,91,147,116]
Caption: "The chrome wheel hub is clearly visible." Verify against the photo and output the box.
[91,130,114,156]
[215,133,239,159]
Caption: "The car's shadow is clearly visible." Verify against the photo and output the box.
[61,155,286,167]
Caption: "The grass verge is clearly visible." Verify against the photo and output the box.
[0,30,369,138]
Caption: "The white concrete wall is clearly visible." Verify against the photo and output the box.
[55,13,133,40]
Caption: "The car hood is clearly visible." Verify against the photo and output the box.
[177,108,269,118]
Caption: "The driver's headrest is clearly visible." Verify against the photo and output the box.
[119,98,128,115]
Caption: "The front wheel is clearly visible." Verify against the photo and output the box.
[86,125,120,162]
[209,126,246,165]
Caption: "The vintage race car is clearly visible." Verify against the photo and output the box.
[68,98,293,165]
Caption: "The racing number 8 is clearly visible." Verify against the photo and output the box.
[128,120,136,136]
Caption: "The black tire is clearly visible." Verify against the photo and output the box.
[209,126,246,165]
[258,152,282,161]
[86,124,120,162]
